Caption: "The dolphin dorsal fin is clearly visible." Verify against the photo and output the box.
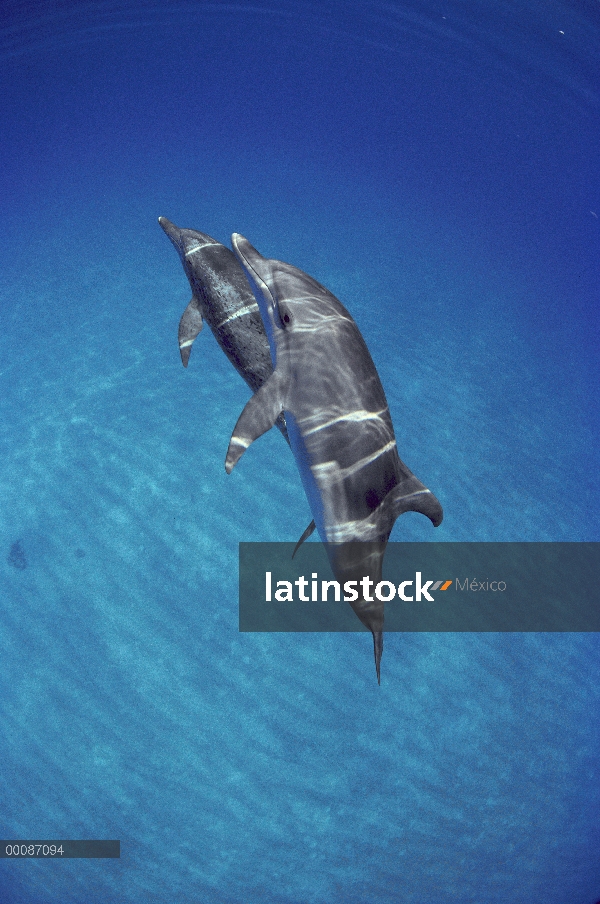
[378,477,444,535]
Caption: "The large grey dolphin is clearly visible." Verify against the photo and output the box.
[225,234,443,683]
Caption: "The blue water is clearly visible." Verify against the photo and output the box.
[1,1,599,901]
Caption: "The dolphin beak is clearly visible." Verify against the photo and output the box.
[231,233,265,276]
[158,216,181,247]
[373,631,383,685]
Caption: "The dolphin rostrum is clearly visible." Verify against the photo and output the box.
[225,234,443,683]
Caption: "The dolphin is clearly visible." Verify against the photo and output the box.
[225,234,443,683]
[159,217,292,440]
[159,218,316,545]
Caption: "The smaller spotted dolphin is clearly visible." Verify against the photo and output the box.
[159,217,291,440]
[159,218,315,543]
[226,235,443,683]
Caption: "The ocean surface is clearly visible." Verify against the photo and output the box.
[1,1,599,901]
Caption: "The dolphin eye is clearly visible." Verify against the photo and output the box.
[282,311,291,325]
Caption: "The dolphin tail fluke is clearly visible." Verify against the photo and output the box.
[347,595,384,684]
[225,373,285,473]
[292,520,317,559]
[373,630,383,685]
[178,297,204,367]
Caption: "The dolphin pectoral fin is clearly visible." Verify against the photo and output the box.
[379,477,444,532]
[225,374,285,474]
[291,520,316,559]
[178,297,204,367]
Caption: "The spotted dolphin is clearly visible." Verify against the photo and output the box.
[159,217,291,440]
[159,218,315,541]
[225,234,443,683]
